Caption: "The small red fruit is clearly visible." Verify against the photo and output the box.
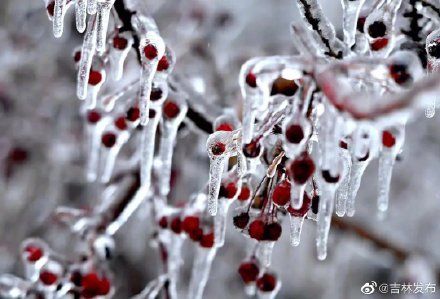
[39,271,58,285]
[170,217,182,234]
[150,88,162,101]
[189,227,203,242]
[101,132,117,148]
[182,216,200,234]
[264,222,282,241]
[87,110,101,124]
[256,273,277,292]
[143,44,158,60]
[113,36,128,50]
[126,106,140,122]
[238,185,251,201]
[88,70,102,86]
[371,38,388,51]
[74,51,81,63]
[81,272,111,298]
[242,140,261,158]
[211,142,226,156]
[200,232,214,248]
[216,123,234,132]
[287,153,315,185]
[163,101,180,119]
[245,72,257,88]
[287,193,311,217]
[272,180,291,206]
[238,262,259,284]
[158,216,168,229]
[285,124,304,144]
[47,1,55,17]
[114,117,127,130]
[382,130,396,148]
[233,212,250,229]
[24,245,43,262]
[249,219,265,241]
[219,182,238,199]
[157,55,170,71]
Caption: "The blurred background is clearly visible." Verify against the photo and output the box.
[0,0,439,298]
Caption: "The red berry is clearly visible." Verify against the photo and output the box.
[219,182,238,199]
[70,271,82,287]
[242,140,261,158]
[271,77,298,96]
[189,227,203,242]
[149,109,156,118]
[143,44,158,60]
[216,123,234,132]
[24,245,43,262]
[8,147,28,163]
[163,101,180,119]
[158,216,168,229]
[39,271,58,286]
[339,140,348,149]
[233,212,250,229]
[245,72,257,88]
[249,219,265,241]
[113,36,128,50]
[256,273,277,292]
[150,88,163,101]
[389,64,410,85]
[101,132,117,148]
[287,153,315,185]
[382,130,396,148]
[211,142,226,156]
[264,222,282,241]
[368,21,386,38]
[47,1,55,16]
[285,124,304,144]
[157,55,170,71]
[238,262,259,284]
[87,110,101,124]
[74,51,81,62]
[88,70,102,86]
[81,272,110,298]
[200,232,215,248]
[357,17,366,33]
[287,193,311,217]
[182,216,200,234]
[126,107,140,122]
[272,180,291,206]
[321,170,340,183]
[114,117,127,130]
[170,217,182,234]
[238,185,251,201]
[371,38,388,51]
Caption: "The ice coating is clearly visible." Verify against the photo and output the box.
[335,145,352,217]
[256,241,275,267]
[53,0,67,38]
[289,215,304,246]
[75,0,87,33]
[87,0,97,14]
[207,130,241,215]
[77,16,98,100]
[187,247,217,299]
[86,115,112,181]
[96,0,116,53]
[109,32,134,80]
[340,0,366,48]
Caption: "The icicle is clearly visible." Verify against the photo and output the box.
[335,146,352,217]
[156,97,187,197]
[53,0,66,38]
[109,32,133,80]
[207,130,241,215]
[138,31,166,125]
[377,126,405,215]
[77,16,97,100]
[214,199,233,247]
[100,129,130,183]
[86,67,106,109]
[131,275,169,299]
[75,0,87,33]
[316,185,335,261]
[88,0,97,15]
[341,0,366,48]
[290,183,306,210]
[256,241,275,267]
[290,22,323,58]
[187,247,217,299]
[140,108,161,188]
[86,116,111,181]
[289,215,305,246]
[95,0,115,53]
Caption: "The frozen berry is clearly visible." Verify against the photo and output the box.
[182,216,200,234]
[114,117,127,130]
[287,153,315,185]
[40,271,58,286]
[189,227,203,242]
[272,180,290,206]
[368,21,386,38]
[357,17,366,33]
[321,170,340,183]
[238,262,259,284]
[101,132,117,148]
[81,272,110,298]
[219,182,238,199]
[149,109,156,118]
[163,101,180,119]
[243,140,261,158]
[233,213,250,229]
[249,219,265,241]
[126,107,140,122]
[216,123,234,132]
[74,51,81,63]
[113,36,128,50]
[158,216,168,229]
[371,38,388,51]
[427,43,440,59]
[245,72,257,88]
[157,55,169,71]
[211,142,226,155]
[287,193,311,217]
[47,1,55,17]
[87,110,101,124]
[264,222,282,241]
[382,130,396,148]
[200,232,214,248]
[150,88,162,101]
[24,245,43,262]
[170,217,182,234]
[143,44,158,60]
[285,124,304,144]
[256,273,277,292]
[238,185,251,201]
[389,64,410,85]
[88,70,102,86]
